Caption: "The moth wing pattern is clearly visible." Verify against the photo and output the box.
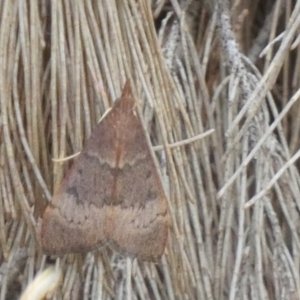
[41,80,169,261]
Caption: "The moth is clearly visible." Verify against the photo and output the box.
[41,80,169,261]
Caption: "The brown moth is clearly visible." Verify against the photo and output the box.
[41,80,169,261]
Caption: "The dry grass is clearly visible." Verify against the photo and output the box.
[1,0,300,299]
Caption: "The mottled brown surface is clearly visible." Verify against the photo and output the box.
[41,81,169,261]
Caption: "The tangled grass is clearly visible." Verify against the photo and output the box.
[1,0,300,299]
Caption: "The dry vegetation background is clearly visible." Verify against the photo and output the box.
[1,0,300,299]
